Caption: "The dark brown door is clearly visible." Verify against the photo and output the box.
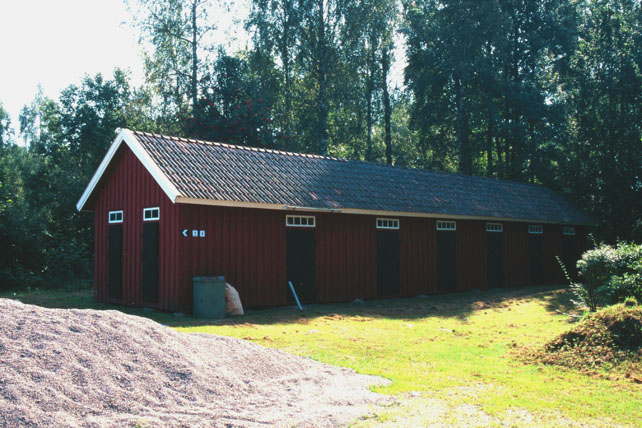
[529,234,544,285]
[108,225,122,299]
[286,229,316,302]
[142,222,159,303]
[563,235,578,280]
[377,230,400,296]
[487,233,504,288]
[438,231,457,292]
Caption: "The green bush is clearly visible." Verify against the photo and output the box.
[607,266,642,305]
[572,242,642,311]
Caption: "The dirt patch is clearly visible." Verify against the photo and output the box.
[0,299,389,427]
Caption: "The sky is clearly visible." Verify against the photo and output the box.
[0,0,404,141]
[0,0,246,140]
[0,1,144,135]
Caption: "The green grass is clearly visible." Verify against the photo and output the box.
[5,285,642,427]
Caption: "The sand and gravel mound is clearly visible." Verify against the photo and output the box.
[0,298,389,427]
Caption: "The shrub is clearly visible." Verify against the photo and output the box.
[607,268,642,305]
[566,242,642,311]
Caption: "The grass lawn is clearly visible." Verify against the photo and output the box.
[5,285,642,427]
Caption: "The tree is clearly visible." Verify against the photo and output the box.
[404,0,494,174]
[12,71,145,288]
[297,0,346,155]
[127,0,215,122]
[0,145,46,289]
[0,102,12,146]
[343,0,398,163]
[186,53,293,148]
[246,0,301,145]
[493,0,578,181]
[404,0,577,177]
[561,0,642,241]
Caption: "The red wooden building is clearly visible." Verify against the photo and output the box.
[77,129,595,313]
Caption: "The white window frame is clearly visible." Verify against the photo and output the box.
[528,225,543,234]
[143,207,160,221]
[108,210,123,224]
[563,226,576,236]
[436,220,456,231]
[286,215,315,227]
[486,222,503,233]
[376,218,399,230]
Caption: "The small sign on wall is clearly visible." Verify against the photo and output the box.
[182,229,206,238]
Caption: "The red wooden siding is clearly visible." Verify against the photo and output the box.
[89,147,589,312]
[92,146,180,311]
[176,204,287,309]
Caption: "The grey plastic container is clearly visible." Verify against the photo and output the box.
[193,276,226,318]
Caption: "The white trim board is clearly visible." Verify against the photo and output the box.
[76,129,181,211]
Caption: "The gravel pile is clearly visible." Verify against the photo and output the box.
[0,299,388,427]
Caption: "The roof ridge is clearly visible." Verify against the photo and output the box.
[130,129,348,163]
[130,128,549,191]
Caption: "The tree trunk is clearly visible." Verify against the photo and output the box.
[317,0,328,156]
[382,45,392,165]
[280,3,293,148]
[366,35,376,162]
[486,110,493,176]
[455,78,471,175]
[191,0,198,119]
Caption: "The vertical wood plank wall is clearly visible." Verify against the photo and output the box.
[174,209,586,309]
[90,146,589,312]
[93,147,179,311]
[177,204,287,310]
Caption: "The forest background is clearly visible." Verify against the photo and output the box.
[0,0,640,290]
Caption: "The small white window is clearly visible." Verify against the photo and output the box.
[528,225,543,234]
[437,221,456,231]
[108,210,123,224]
[143,207,160,221]
[376,218,399,230]
[563,226,576,236]
[286,215,315,227]
[486,223,503,233]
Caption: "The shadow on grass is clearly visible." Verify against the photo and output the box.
[2,284,576,328]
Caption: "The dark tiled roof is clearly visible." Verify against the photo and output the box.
[132,130,594,225]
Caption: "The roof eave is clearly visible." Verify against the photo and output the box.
[76,129,182,211]
[174,196,596,226]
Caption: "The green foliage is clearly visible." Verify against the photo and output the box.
[572,242,642,311]
[126,0,215,125]
[186,53,295,148]
[0,102,13,146]
[0,146,46,289]
[560,0,642,242]
[404,0,577,178]
[609,272,642,305]
[0,71,153,291]
[605,246,642,305]
[3,0,642,291]
[557,255,599,313]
